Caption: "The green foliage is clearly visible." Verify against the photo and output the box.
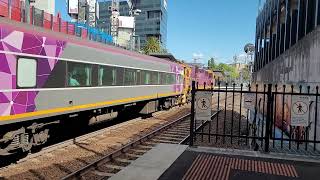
[161,48,168,53]
[241,66,250,81]
[216,63,239,79]
[208,57,217,70]
[143,37,161,55]
[207,58,239,79]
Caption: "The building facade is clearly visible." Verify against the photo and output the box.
[29,0,55,14]
[253,0,320,86]
[255,0,320,151]
[97,0,167,49]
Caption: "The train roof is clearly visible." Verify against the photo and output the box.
[149,53,181,63]
[0,17,182,68]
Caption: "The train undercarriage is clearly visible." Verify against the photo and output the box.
[0,95,184,156]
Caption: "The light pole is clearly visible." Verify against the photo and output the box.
[224,71,230,85]
[244,43,255,83]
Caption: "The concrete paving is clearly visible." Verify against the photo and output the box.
[110,144,320,180]
[159,146,320,180]
[109,143,188,180]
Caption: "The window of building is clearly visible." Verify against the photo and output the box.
[68,62,92,87]
[17,57,37,88]
[147,10,161,19]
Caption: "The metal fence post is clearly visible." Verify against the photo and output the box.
[66,21,69,34]
[20,0,23,22]
[59,17,61,32]
[41,10,44,27]
[265,84,273,152]
[8,0,11,18]
[50,14,53,30]
[31,6,35,25]
[190,81,196,146]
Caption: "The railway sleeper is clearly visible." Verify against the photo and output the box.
[151,139,180,144]
[125,153,141,158]
[92,169,116,177]
[143,141,158,146]
[156,133,185,138]
[163,131,188,136]
[171,127,189,131]
[114,158,133,163]
[130,148,149,154]
[103,164,124,170]
[153,136,183,142]
[137,144,153,149]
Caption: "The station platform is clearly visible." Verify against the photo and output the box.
[110,144,320,180]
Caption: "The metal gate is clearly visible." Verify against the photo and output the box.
[189,81,320,156]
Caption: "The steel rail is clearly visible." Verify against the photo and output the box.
[61,113,191,180]
[179,110,221,144]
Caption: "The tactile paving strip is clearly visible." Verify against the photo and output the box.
[182,154,298,180]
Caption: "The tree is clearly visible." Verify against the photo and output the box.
[143,37,161,55]
[241,66,251,82]
[216,63,239,79]
[207,58,240,80]
[208,57,217,70]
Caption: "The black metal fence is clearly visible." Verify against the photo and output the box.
[189,81,320,155]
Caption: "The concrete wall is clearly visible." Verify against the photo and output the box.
[253,26,320,150]
[253,26,320,91]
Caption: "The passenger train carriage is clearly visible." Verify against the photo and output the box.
[0,13,214,155]
[0,18,188,155]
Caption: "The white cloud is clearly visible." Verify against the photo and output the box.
[192,52,204,59]
[238,53,247,58]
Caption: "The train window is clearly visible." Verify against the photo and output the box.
[17,57,37,88]
[166,74,175,84]
[99,66,124,86]
[124,68,137,86]
[157,72,161,85]
[141,71,151,85]
[178,74,183,84]
[166,74,171,84]
[116,67,124,86]
[67,62,92,87]
[43,61,67,88]
[172,74,177,84]
[160,72,166,84]
[151,72,159,85]
[99,66,114,86]
[136,70,141,85]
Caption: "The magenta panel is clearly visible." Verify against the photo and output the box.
[0,26,66,116]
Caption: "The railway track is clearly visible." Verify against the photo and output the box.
[0,106,191,179]
[12,109,178,164]
[0,93,230,179]
[61,111,219,180]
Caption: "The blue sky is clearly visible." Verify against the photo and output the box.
[167,0,259,64]
[56,0,259,64]
[55,1,70,20]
